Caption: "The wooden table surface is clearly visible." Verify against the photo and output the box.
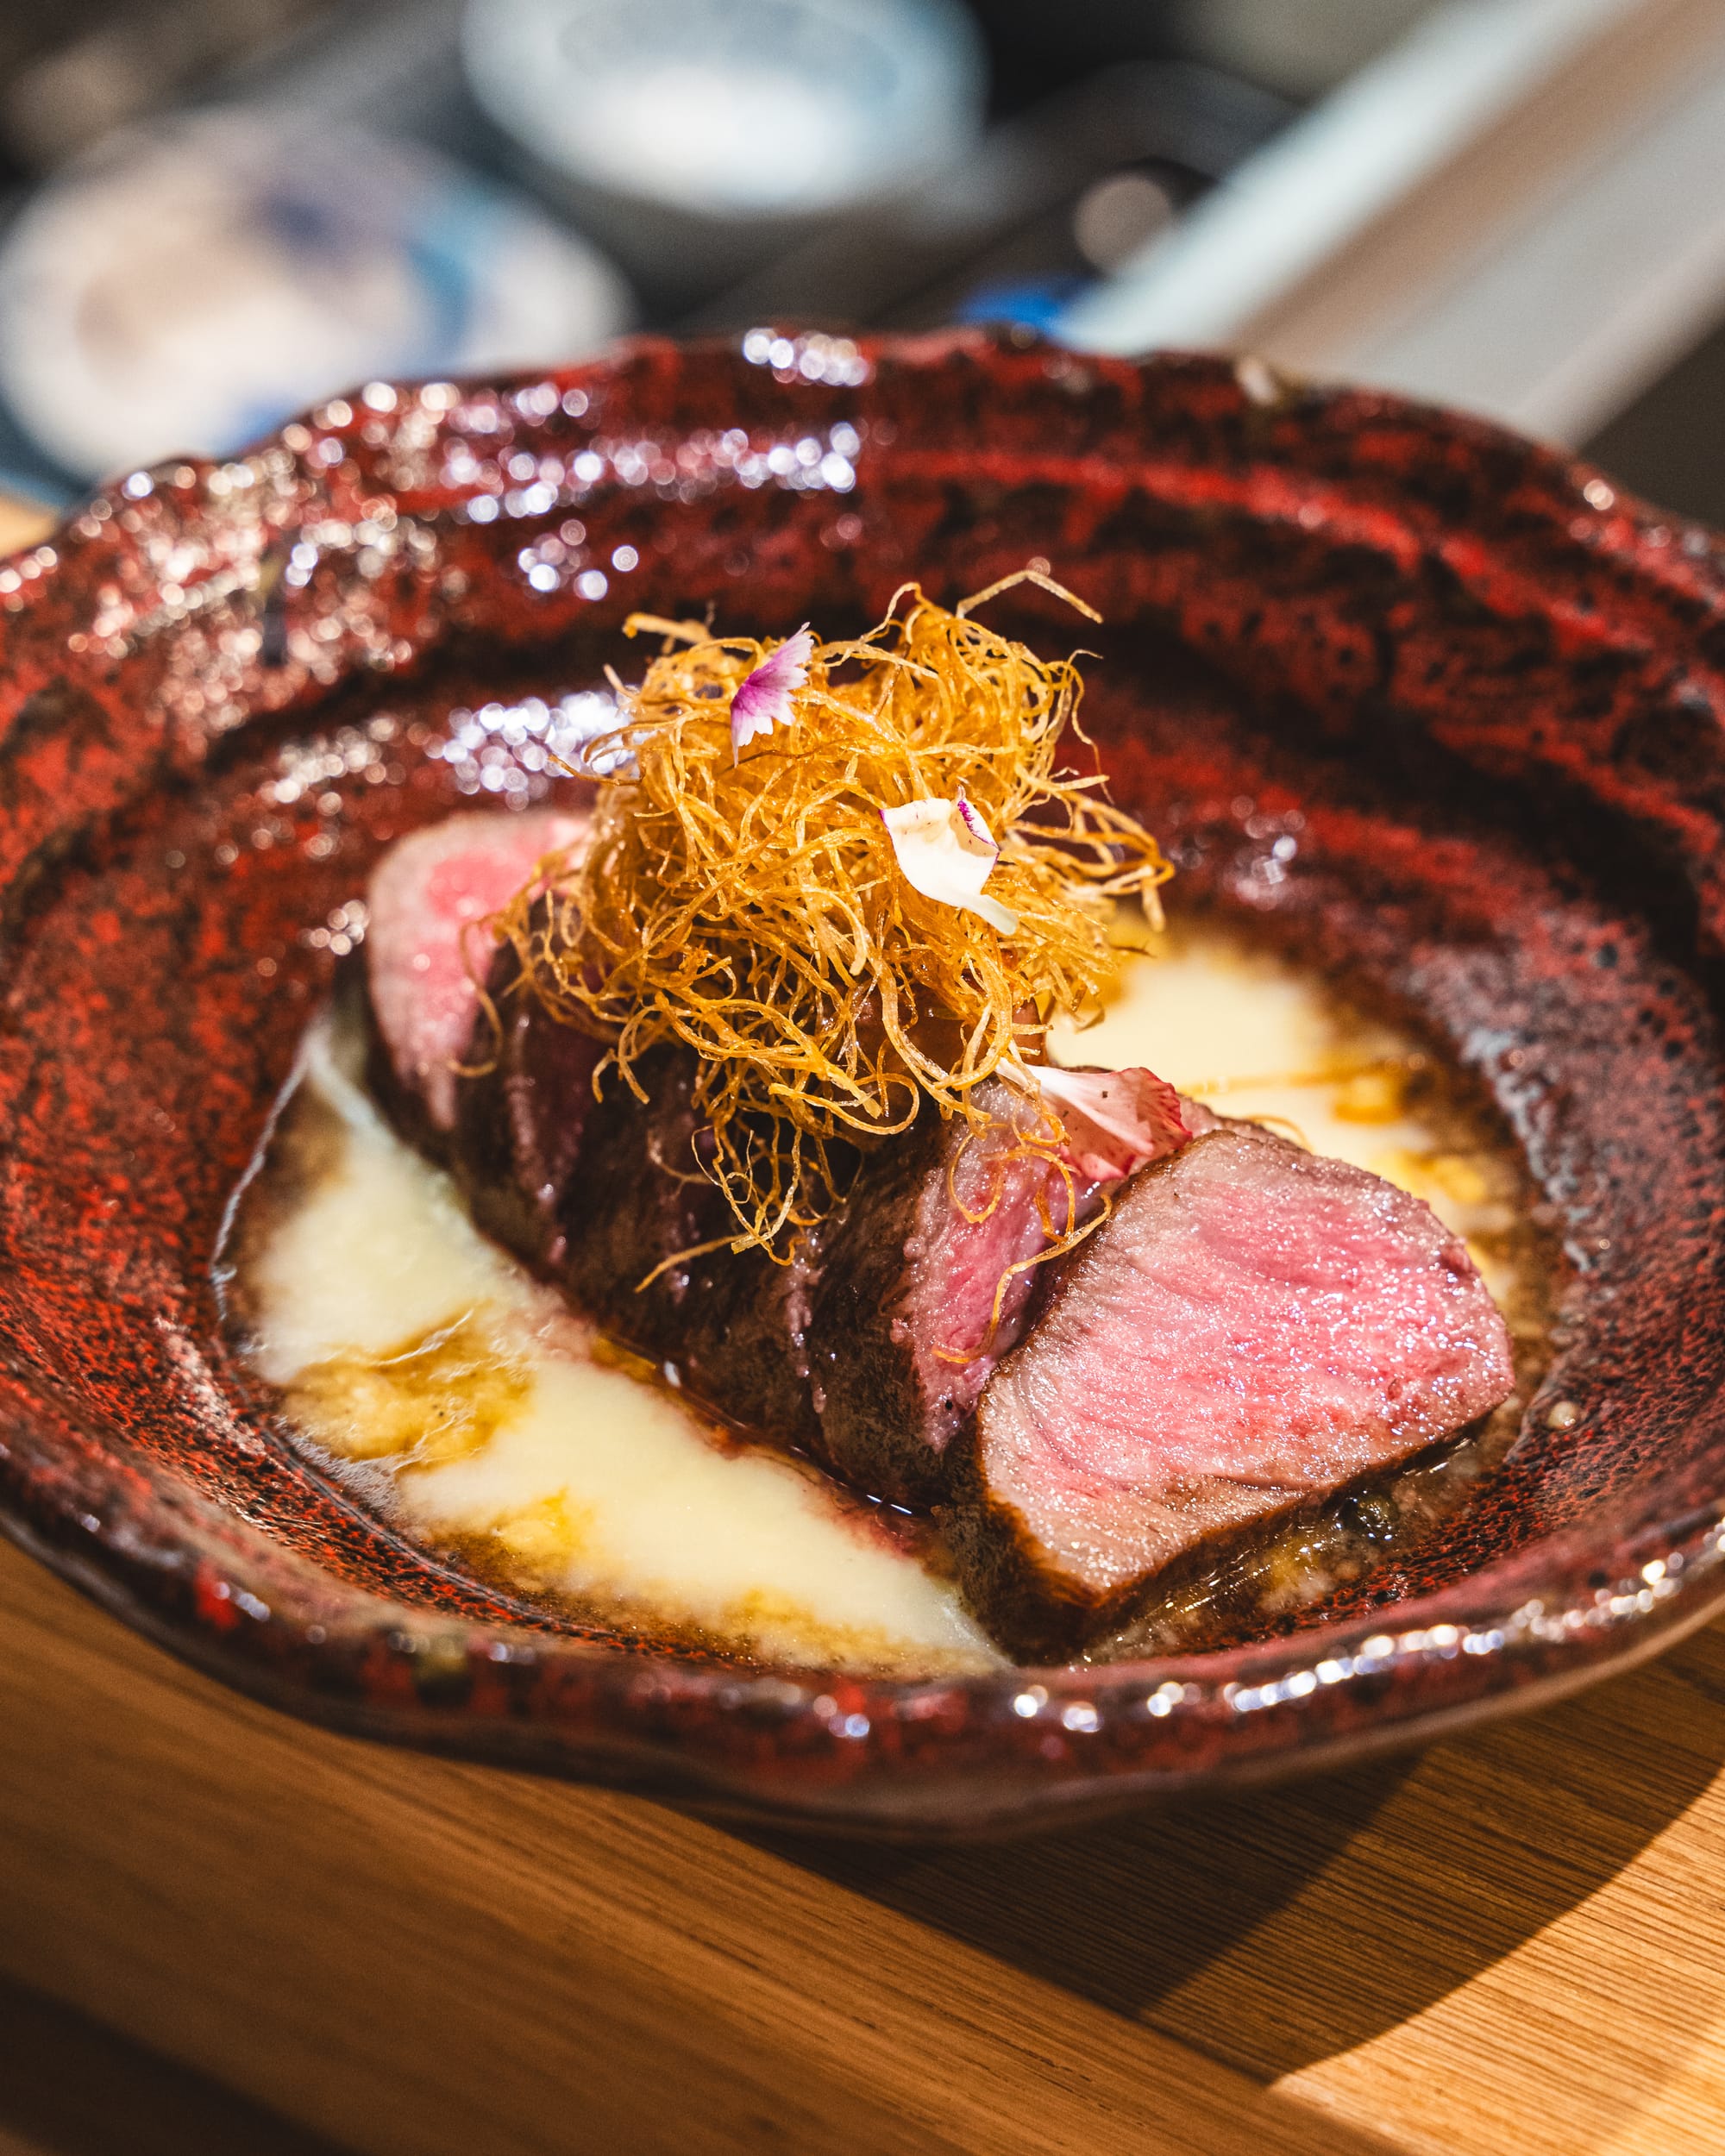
[6,1527,1725,2156]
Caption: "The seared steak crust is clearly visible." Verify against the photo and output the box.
[448,942,605,1276]
[480,1032,825,1451]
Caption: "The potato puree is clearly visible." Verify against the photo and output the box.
[235,925,1530,1671]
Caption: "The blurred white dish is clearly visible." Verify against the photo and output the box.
[0,110,632,480]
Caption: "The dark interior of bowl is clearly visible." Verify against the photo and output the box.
[3,330,1725,1834]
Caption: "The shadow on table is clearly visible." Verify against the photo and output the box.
[755,1621,1725,2098]
[0,1969,342,2156]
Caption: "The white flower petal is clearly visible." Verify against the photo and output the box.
[881,794,1019,935]
[1028,1062,1189,1180]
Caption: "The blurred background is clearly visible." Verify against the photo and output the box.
[2,4,1725,2151]
[0,0,1722,527]
[0,0,1725,522]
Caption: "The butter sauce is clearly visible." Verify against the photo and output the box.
[234,925,1542,1670]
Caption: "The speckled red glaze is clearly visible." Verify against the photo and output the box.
[4,329,1725,1836]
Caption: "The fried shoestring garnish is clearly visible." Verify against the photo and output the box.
[496,570,1173,1255]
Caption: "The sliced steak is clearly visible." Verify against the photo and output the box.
[542,1043,827,1449]
[365,807,585,1144]
[810,1080,1213,1507]
[365,812,823,1446]
[448,928,605,1275]
[364,810,602,1269]
[808,1081,1104,1507]
[362,812,1515,1667]
[956,1120,1516,1658]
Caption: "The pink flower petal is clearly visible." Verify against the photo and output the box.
[953,783,994,851]
[731,624,813,755]
[1028,1062,1190,1181]
[881,793,1019,935]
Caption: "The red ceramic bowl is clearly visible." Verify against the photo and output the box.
[4,329,1725,1837]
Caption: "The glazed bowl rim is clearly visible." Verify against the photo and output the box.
[3,326,1723,1831]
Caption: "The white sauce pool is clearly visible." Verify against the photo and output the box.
[237,924,1529,1672]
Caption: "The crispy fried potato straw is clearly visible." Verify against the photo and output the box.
[498,573,1171,1253]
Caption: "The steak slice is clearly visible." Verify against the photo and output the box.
[543,1043,826,1449]
[448,928,605,1276]
[808,1081,1105,1507]
[364,813,825,1447]
[956,1120,1516,1658]
[365,807,585,1144]
[364,811,602,1269]
[809,1080,1208,1507]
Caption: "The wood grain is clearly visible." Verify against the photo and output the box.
[0,1969,342,2156]
[803,1619,1725,2154]
[0,1537,1402,2156]
[5,1533,1725,2154]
